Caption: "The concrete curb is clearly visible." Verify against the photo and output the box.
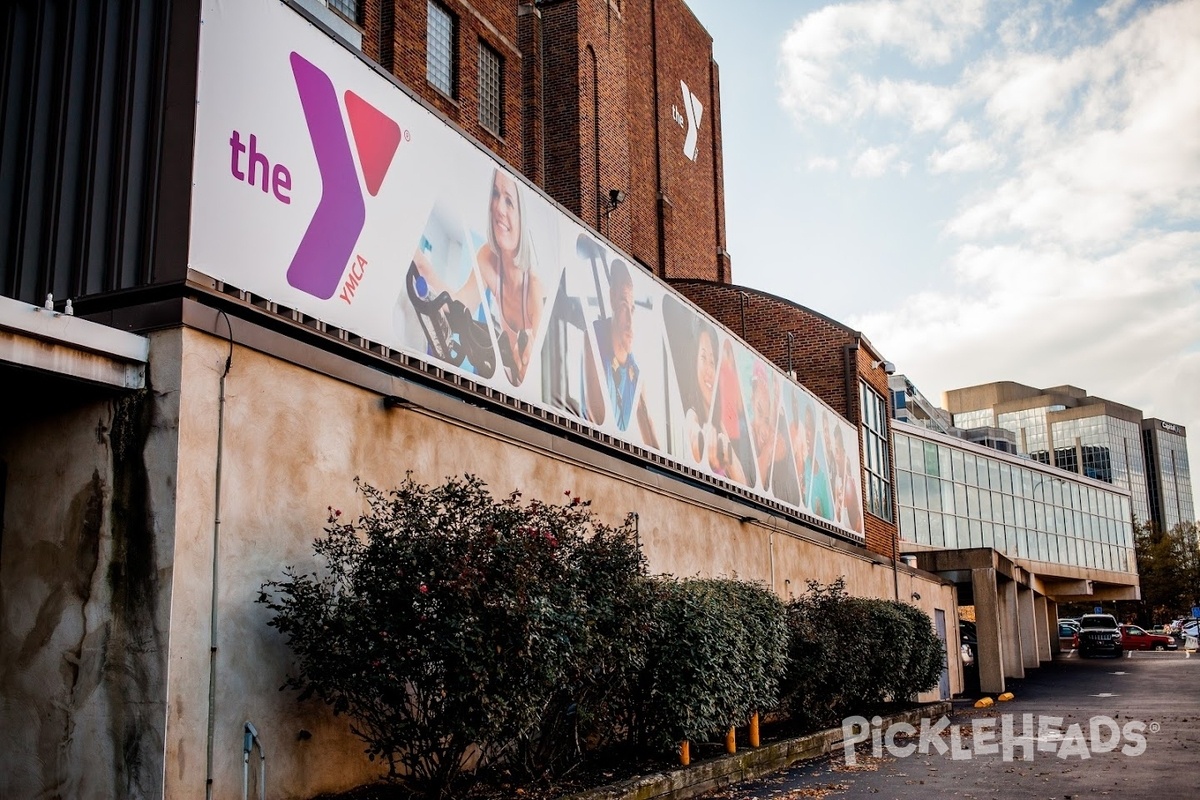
[559,701,954,800]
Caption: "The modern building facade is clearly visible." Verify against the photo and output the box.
[891,380,1143,693]
[943,381,1168,528]
[0,1,960,797]
[889,373,953,434]
[1142,418,1194,532]
[895,421,1136,578]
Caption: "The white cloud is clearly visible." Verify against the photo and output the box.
[1097,0,1139,26]
[928,139,1001,173]
[871,78,959,131]
[807,156,840,172]
[778,0,986,125]
[852,231,1200,418]
[929,1,1200,248]
[851,145,909,177]
[761,0,1200,503]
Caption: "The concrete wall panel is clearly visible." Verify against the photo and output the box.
[0,331,182,799]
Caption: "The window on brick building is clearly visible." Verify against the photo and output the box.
[861,380,894,521]
[327,0,361,24]
[478,41,503,136]
[426,1,456,98]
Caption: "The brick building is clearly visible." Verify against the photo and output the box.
[352,0,730,281]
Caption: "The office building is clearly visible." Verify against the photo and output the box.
[944,381,1162,527]
[1142,419,1194,532]
[884,379,1143,693]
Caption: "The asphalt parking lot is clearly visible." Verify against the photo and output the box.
[702,650,1200,799]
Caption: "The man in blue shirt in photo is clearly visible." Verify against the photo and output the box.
[592,260,660,449]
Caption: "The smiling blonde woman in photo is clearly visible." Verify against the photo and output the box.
[476,169,544,386]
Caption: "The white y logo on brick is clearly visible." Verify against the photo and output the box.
[679,80,703,161]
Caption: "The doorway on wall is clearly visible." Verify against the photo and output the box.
[0,458,6,571]
[934,608,950,700]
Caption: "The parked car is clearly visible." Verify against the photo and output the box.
[1058,620,1079,649]
[1077,614,1123,658]
[960,620,978,668]
[1180,620,1200,640]
[1119,624,1178,651]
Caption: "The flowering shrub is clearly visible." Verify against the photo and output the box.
[259,475,648,798]
[262,478,945,797]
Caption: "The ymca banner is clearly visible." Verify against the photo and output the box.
[188,0,865,538]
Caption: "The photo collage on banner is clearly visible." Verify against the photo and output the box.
[396,168,561,390]
[539,233,668,452]
[186,0,865,539]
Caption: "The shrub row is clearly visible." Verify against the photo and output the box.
[261,477,943,799]
[783,578,945,730]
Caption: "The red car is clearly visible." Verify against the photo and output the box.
[1120,624,1178,651]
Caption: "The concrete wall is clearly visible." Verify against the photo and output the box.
[3,325,958,798]
[0,332,182,799]
[163,328,957,797]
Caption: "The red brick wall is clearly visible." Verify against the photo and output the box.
[672,280,900,558]
[536,0,727,280]
[622,2,660,273]
[540,1,633,252]
[517,4,544,188]
[362,0,382,63]
[359,2,728,282]
[385,0,523,170]
[637,0,722,281]
[540,3,581,212]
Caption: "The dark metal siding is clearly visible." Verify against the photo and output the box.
[0,0,200,309]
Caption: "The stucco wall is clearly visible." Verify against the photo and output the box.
[163,327,958,798]
[0,332,181,799]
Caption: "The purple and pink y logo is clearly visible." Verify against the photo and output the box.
[286,52,402,300]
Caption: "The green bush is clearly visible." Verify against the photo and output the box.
[638,578,788,752]
[259,475,649,799]
[887,602,946,702]
[513,509,655,781]
[263,476,945,796]
[783,579,944,729]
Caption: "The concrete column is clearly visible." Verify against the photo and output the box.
[1047,599,1061,655]
[1017,586,1038,669]
[1000,579,1025,680]
[972,568,1005,694]
[1034,594,1052,663]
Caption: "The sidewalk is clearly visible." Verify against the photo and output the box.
[561,702,952,800]
[689,654,1200,799]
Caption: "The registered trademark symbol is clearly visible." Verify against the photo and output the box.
[404,130,411,142]
[1149,721,1161,734]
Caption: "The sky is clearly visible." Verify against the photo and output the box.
[685,0,1200,517]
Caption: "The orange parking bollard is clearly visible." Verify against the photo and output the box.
[725,725,737,754]
[749,712,760,748]
[680,740,690,766]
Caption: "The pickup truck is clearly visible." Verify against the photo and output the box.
[1120,624,1178,651]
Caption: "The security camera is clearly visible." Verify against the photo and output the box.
[872,359,896,375]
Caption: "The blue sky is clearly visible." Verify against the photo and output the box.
[686,0,1200,516]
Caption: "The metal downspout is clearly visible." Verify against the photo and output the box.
[205,313,233,798]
